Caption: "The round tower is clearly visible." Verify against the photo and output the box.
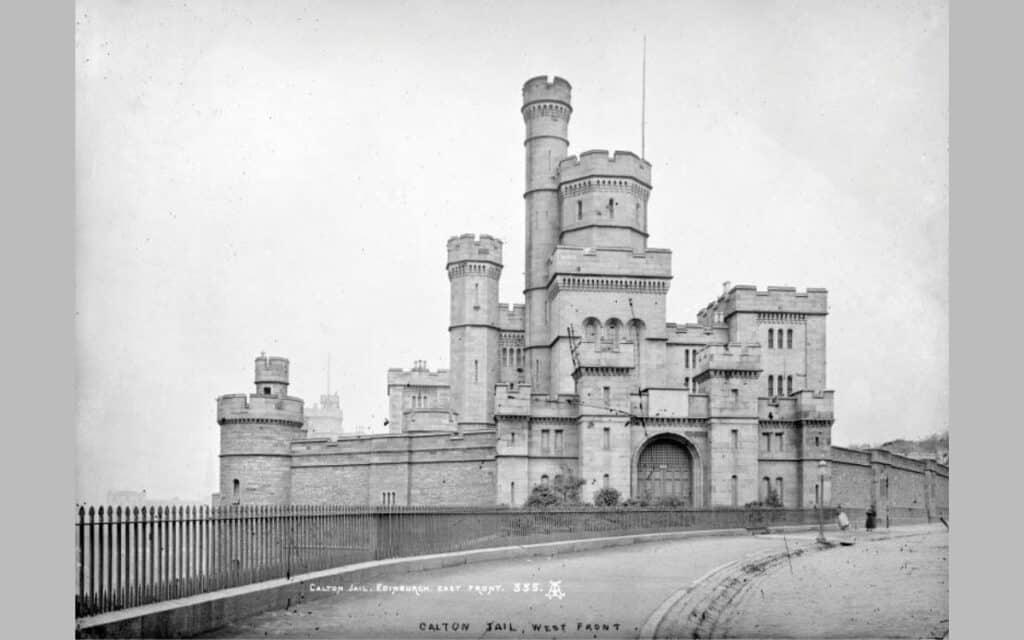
[217,354,305,505]
[447,233,503,429]
[557,150,652,250]
[522,75,572,394]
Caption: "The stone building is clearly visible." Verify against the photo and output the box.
[217,76,948,512]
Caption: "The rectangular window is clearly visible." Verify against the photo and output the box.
[763,433,772,452]
[775,478,784,506]
[554,429,564,453]
[787,329,793,349]
[685,350,690,368]
[603,474,610,489]
[603,427,611,450]
[603,386,611,405]
[541,429,551,453]
[731,429,738,449]
[775,432,784,451]
[768,329,774,349]
[474,360,479,383]
[731,475,739,507]
[731,388,739,401]
[511,482,515,504]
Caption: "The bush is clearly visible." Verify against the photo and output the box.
[622,497,649,507]
[593,487,621,506]
[525,467,587,508]
[524,484,560,508]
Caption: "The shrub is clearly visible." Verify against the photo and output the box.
[622,497,649,507]
[524,484,560,508]
[593,487,621,506]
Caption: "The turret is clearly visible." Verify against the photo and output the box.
[217,355,304,505]
[447,234,503,428]
[522,75,572,394]
[558,150,652,250]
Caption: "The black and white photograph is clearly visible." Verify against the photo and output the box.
[74,1,949,638]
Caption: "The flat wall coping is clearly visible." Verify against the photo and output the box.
[77,526,761,638]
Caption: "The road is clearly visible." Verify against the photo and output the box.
[200,534,804,639]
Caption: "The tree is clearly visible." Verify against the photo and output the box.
[593,487,621,506]
[525,467,586,507]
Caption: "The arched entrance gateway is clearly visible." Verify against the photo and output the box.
[636,436,697,505]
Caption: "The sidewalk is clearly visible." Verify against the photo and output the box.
[711,524,948,638]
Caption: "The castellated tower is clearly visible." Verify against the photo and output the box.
[522,76,572,394]
[447,233,503,429]
[217,355,305,505]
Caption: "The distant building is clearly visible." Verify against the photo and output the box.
[215,76,948,515]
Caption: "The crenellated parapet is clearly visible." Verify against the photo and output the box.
[548,246,671,280]
[699,285,828,323]
[446,233,503,280]
[694,343,763,380]
[498,303,525,331]
[386,365,450,388]
[558,150,652,189]
[758,389,834,421]
[216,393,305,426]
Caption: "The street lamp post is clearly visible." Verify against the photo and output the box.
[816,459,827,543]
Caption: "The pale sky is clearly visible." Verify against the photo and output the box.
[75,0,948,504]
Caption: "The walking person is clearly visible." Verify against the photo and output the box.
[836,505,850,531]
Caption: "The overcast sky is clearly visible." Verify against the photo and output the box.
[75,0,948,504]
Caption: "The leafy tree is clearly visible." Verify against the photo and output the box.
[593,487,621,506]
[525,467,586,507]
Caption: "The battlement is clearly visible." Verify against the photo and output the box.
[558,150,652,188]
[695,343,762,375]
[522,75,572,107]
[760,390,834,421]
[548,245,671,279]
[498,302,525,331]
[216,393,304,424]
[254,354,289,385]
[699,284,828,321]
[386,365,450,388]
[446,233,503,266]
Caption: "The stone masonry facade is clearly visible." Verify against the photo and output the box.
[217,76,949,513]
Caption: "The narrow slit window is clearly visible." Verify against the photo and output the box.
[768,328,774,349]
[768,375,774,397]
[577,200,583,220]
[603,474,610,489]
[474,360,479,383]
[602,427,610,450]
[787,376,793,395]
[787,328,793,349]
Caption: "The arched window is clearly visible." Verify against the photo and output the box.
[768,375,774,397]
[787,329,793,349]
[787,376,793,395]
[608,198,615,218]
[541,475,549,487]
[603,474,610,489]
[685,349,690,368]
[232,479,240,498]
[775,478,784,506]
[762,477,771,501]
[628,318,645,344]
[731,475,739,506]
[605,318,621,343]
[768,329,774,349]
[583,317,599,340]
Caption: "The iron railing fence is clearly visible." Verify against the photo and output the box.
[75,504,835,618]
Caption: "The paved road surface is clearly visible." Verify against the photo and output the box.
[201,534,800,639]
